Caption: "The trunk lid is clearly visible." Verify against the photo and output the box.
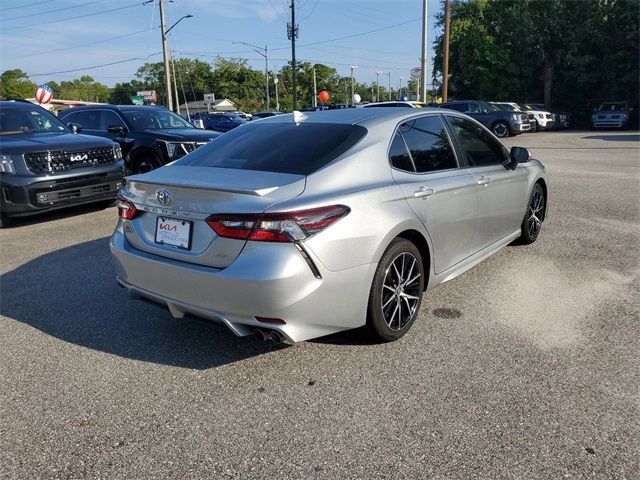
[121,166,306,268]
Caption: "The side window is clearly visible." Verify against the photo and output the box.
[101,111,125,130]
[388,131,414,171]
[61,112,77,123]
[467,103,482,113]
[447,116,508,167]
[398,116,457,173]
[74,110,100,130]
[445,103,467,112]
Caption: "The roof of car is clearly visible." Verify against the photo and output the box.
[254,107,447,127]
[60,104,168,113]
[0,100,46,108]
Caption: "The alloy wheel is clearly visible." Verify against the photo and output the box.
[527,189,544,237]
[381,252,421,330]
[493,122,509,137]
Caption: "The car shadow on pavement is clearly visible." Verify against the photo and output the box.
[3,202,114,229]
[0,237,286,369]
[582,133,640,142]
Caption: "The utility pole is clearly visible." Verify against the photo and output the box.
[399,77,405,100]
[171,55,180,115]
[350,65,358,106]
[420,0,428,102]
[288,0,298,110]
[376,71,383,102]
[442,0,451,102]
[312,67,317,108]
[159,0,173,111]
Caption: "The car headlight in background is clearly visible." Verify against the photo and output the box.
[113,144,123,160]
[164,141,202,160]
[0,154,16,174]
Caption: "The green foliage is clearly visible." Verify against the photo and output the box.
[0,69,37,99]
[433,0,639,120]
[51,75,111,103]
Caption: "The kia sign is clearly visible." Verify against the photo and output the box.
[35,84,53,104]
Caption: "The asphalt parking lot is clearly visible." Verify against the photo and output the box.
[1,130,638,479]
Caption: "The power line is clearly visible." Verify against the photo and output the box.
[0,0,50,12]
[29,53,162,76]
[2,1,148,31]
[271,17,421,51]
[1,0,108,22]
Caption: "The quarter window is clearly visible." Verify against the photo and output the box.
[447,116,508,167]
[396,116,457,173]
[389,132,414,171]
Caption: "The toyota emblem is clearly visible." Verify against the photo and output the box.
[156,188,172,206]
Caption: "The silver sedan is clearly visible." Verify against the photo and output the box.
[110,108,548,344]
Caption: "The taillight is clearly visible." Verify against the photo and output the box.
[116,195,139,220]
[206,205,350,242]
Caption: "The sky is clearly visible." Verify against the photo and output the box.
[0,0,443,92]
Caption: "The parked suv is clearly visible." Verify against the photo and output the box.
[202,112,247,132]
[438,100,530,137]
[0,100,124,228]
[591,101,633,129]
[58,105,220,174]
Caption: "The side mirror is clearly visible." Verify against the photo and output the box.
[107,125,127,135]
[509,146,531,168]
[68,122,82,133]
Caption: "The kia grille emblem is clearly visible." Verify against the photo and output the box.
[69,153,88,162]
[156,189,172,206]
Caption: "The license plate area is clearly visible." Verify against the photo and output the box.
[155,216,192,250]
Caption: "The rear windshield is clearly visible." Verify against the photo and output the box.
[175,122,367,175]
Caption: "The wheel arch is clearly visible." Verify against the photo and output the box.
[396,229,431,291]
[535,177,548,220]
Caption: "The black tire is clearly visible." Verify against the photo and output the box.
[492,121,510,138]
[519,183,545,244]
[132,154,161,174]
[366,238,425,342]
[530,121,538,133]
[0,213,10,228]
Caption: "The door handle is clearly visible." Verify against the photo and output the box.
[413,186,435,199]
[477,176,492,185]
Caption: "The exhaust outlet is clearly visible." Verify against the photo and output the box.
[269,331,283,344]
[254,329,268,342]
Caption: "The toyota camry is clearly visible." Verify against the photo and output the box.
[110,108,548,344]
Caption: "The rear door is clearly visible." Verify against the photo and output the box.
[444,115,526,252]
[389,114,478,274]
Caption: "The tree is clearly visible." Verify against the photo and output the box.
[0,69,36,99]
[51,75,110,102]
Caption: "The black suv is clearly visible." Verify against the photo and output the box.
[438,100,530,137]
[0,100,124,228]
[58,105,220,174]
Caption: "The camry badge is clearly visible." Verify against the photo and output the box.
[156,188,172,206]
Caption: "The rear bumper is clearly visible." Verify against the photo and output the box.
[592,120,627,128]
[1,163,124,217]
[110,227,376,343]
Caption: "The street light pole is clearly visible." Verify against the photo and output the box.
[350,65,358,106]
[442,0,451,102]
[234,41,269,111]
[385,72,391,101]
[420,0,428,102]
[272,72,280,111]
[161,10,193,112]
[376,71,383,102]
